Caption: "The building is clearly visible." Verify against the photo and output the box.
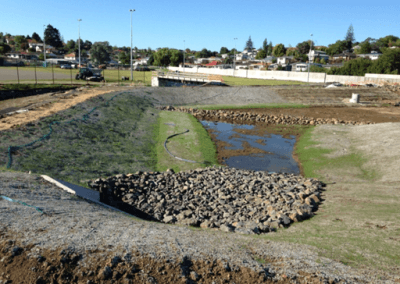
[308,50,329,62]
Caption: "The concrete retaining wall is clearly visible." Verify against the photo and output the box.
[168,67,400,84]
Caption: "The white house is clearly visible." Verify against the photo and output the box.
[64,53,77,60]
[356,52,382,60]
[277,56,294,65]
[308,50,329,62]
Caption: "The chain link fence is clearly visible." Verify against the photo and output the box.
[0,58,156,86]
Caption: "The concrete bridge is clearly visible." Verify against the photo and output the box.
[151,71,224,87]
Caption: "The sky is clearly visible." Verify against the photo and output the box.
[1,0,399,52]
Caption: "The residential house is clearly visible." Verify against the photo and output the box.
[277,56,294,65]
[194,58,208,64]
[264,55,277,64]
[356,52,382,60]
[331,52,356,61]
[308,50,329,62]
[6,52,36,59]
[204,60,219,68]
[64,53,78,61]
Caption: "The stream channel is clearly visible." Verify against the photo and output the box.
[201,120,301,174]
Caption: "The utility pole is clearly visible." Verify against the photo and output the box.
[183,40,185,73]
[234,38,238,70]
[307,34,313,83]
[130,9,135,82]
[43,25,46,65]
[78,19,82,67]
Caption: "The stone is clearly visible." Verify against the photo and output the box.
[98,266,112,280]
[190,271,200,281]
[220,224,234,232]
[163,216,175,223]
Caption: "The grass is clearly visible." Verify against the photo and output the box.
[182,103,310,110]
[295,127,377,181]
[155,111,219,173]
[254,125,400,272]
[221,76,307,86]
[0,92,159,187]
[0,66,153,85]
[0,83,80,91]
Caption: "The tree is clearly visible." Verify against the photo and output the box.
[255,50,267,59]
[153,48,171,66]
[169,49,183,66]
[223,56,233,64]
[0,43,11,54]
[65,40,76,52]
[195,48,212,58]
[147,53,154,65]
[272,44,286,57]
[83,40,92,51]
[267,41,273,55]
[375,35,400,52]
[14,36,28,51]
[245,36,254,51]
[326,40,349,55]
[263,38,268,53]
[359,41,372,54]
[367,48,400,74]
[345,24,355,43]
[32,32,42,43]
[44,24,63,48]
[296,41,311,55]
[90,43,111,64]
[118,52,130,65]
[327,58,372,76]
[220,47,229,54]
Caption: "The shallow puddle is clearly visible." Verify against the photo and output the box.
[201,121,300,174]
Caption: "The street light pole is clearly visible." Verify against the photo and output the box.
[78,19,82,68]
[307,34,313,83]
[234,38,238,71]
[183,40,185,73]
[43,25,46,64]
[130,9,135,82]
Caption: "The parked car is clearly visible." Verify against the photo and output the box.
[60,64,72,69]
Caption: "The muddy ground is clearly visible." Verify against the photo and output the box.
[226,106,400,124]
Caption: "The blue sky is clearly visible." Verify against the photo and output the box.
[1,0,399,52]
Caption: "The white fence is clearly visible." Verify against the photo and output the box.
[168,66,400,85]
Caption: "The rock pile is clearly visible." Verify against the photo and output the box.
[158,106,374,126]
[89,167,323,234]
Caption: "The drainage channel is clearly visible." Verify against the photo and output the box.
[201,120,301,174]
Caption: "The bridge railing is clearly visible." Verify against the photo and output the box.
[152,71,222,82]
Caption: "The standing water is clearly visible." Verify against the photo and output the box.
[201,121,300,174]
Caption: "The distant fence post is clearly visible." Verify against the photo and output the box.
[34,62,37,85]
[118,64,120,85]
[16,59,20,85]
[70,68,73,85]
[51,62,55,84]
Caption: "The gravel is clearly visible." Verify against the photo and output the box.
[1,171,397,283]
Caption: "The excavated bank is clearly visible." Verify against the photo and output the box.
[89,167,323,234]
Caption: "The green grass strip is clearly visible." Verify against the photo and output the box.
[183,103,310,110]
